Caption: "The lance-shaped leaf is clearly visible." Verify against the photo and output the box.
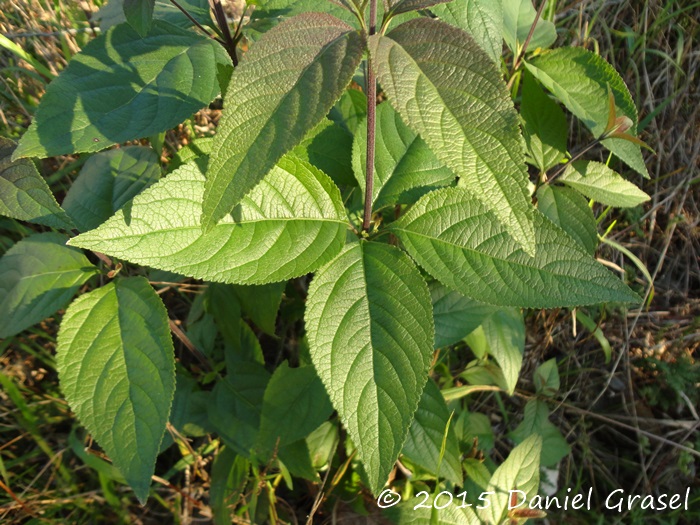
[402,379,462,484]
[70,157,348,285]
[391,187,640,308]
[56,277,175,503]
[202,13,365,230]
[526,47,648,177]
[124,0,155,37]
[305,241,434,494]
[537,184,597,255]
[13,21,229,159]
[0,233,97,338]
[0,138,73,229]
[353,103,454,210]
[370,18,535,255]
[558,160,650,208]
[431,0,504,63]
[62,146,161,232]
[479,434,541,525]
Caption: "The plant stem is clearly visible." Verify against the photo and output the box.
[506,0,548,89]
[208,0,239,66]
[170,0,226,47]
[362,0,378,233]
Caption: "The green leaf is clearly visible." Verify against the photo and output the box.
[479,309,525,395]
[431,0,503,63]
[537,184,598,255]
[402,379,462,484]
[278,439,318,481]
[202,13,365,230]
[502,0,556,53]
[305,241,434,493]
[210,362,270,457]
[14,21,229,159]
[385,494,480,524]
[391,187,641,307]
[0,232,97,338]
[370,18,535,255]
[526,47,648,177]
[231,281,285,336]
[258,362,334,453]
[170,373,211,438]
[388,0,452,17]
[510,400,570,467]
[292,118,356,187]
[454,410,494,452]
[210,448,249,525]
[62,146,161,232]
[248,0,356,36]
[306,421,339,469]
[558,160,650,207]
[533,358,559,395]
[430,281,497,348]
[329,88,367,136]
[479,434,541,525]
[97,0,212,31]
[123,0,155,37]
[70,157,348,285]
[521,71,568,172]
[56,276,176,503]
[0,137,73,229]
[353,103,454,210]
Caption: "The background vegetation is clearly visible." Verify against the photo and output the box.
[0,0,698,523]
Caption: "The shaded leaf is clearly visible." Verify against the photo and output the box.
[526,47,648,177]
[479,309,525,395]
[210,448,249,525]
[510,400,570,467]
[209,362,270,457]
[533,358,559,395]
[370,18,535,254]
[502,0,556,52]
[305,241,434,493]
[0,233,97,338]
[0,137,73,229]
[537,184,597,255]
[70,157,348,285]
[385,494,480,524]
[97,0,212,31]
[353,103,454,210]
[402,379,463,484]
[232,281,285,335]
[329,88,367,136]
[258,362,334,452]
[430,281,498,348]
[123,0,155,37]
[293,118,356,187]
[62,146,161,232]
[14,21,229,159]
[56,277,175,503]
[202,13,365,229]
[388,0,452,17]
[391,187,641,307]
[521,71,568,172]
[558,160,650,207]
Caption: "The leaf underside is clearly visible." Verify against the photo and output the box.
[70,156,348,285]
[56,276,175,503]
[391,187,640,308]
[305,241,434,494]
[0,232,97,338]
[202,12,365,230]
[370,18,535,254]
